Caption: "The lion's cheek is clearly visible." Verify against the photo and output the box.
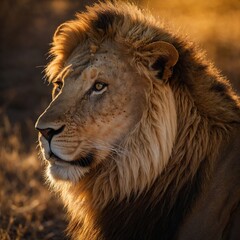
[86,111,134,143]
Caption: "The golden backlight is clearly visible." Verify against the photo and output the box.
[0,0,239,239]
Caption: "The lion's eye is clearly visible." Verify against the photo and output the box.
[92,82,108,92]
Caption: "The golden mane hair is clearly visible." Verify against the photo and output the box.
[44,1,240,239]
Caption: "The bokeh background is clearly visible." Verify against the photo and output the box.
[0,0,239,239]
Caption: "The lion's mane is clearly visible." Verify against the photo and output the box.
[45,2,240,239]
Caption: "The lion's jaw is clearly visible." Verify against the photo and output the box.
[36,42,177,201]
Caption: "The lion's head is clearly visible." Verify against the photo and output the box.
[36,2,179,201]
[36,2,240,239]
[36,43,149,180]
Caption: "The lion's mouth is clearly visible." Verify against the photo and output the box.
[49,152,94,167]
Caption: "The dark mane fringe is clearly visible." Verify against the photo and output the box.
[96,157,210,240]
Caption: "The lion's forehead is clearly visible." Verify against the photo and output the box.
[67,42,130,82]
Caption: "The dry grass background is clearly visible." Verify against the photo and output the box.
[0,117,68,240]
[0,0,239,239]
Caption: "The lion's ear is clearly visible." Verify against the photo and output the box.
[141,41,179,81]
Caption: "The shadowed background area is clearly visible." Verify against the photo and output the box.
[0,0,239,239]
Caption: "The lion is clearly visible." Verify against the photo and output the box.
[35,2,240,239]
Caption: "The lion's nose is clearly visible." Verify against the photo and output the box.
[36,126,65,142]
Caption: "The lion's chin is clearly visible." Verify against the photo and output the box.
[41,151,94,182]
[47,161,90,182]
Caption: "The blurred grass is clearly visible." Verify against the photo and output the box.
[0,117,68,240]
[0,0,239,239]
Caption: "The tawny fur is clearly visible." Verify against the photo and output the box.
[38,1,240,239]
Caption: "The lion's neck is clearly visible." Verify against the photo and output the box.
[65,134,220,240]
[64,107,232,240]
